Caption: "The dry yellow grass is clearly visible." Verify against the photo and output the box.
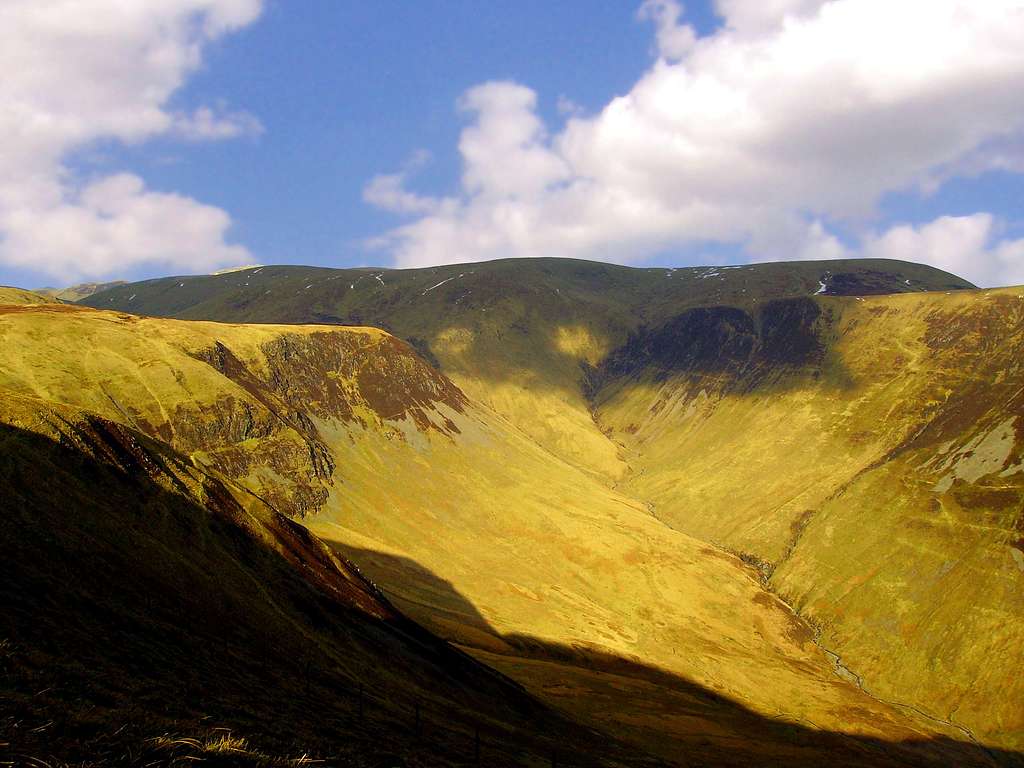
[0,301,999,763]
[0,286,60,304]
[595,287,1024,748]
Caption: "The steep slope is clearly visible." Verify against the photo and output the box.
[591,287,1024,749]
[76,257,1023,756]
[1,393,616,767]
[0,301,1008,766]
[83,258,972,480]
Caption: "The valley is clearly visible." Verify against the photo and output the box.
[2,257,1021,765]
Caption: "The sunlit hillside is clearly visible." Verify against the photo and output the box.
[0,257,1009,764]
[0,305,651,767]
[82,257,972,480]
[0,286,60,305]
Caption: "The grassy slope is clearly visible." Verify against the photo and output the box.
[0,392,604,767]
[82,258,971,481]
[594,287,1024,748]
[75,258,1024,754]
[0,286,60,304]
[35,279,127,302]
[0,302,997,767]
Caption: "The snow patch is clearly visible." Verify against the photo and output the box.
[422,274,464,295]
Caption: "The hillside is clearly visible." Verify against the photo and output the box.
[1,358,652,766]
[0,285,61,304]
[75,257,1024,758]
[82,258,972,479]
[0,299,1010,766]
[593,286,1024,742]
[35,280,127,302]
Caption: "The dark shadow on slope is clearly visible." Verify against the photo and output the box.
[323,545,1024,768]
[0,420,657,768]
[588,298,855,400]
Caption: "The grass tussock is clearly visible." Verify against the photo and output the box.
[147,731,326,766]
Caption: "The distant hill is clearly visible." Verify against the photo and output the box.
[0,285,61,304]
[36,279,127,302]
[82,257,974,476]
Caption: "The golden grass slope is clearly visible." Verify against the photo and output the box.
[0,286,60,304]
[1,390,616,766]
[0,301,998,765]
[594,287,1024,749]
[80,258,971,483]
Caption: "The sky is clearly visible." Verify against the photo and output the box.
[1,1,1023,289]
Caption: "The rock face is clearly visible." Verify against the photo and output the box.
[0,305,464,519]
[594,298,827,387]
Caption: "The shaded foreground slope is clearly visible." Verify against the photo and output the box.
[0,300,1016,766]
[0,393,649,767]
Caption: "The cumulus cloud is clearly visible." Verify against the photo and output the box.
[367,0,1024,286]
[638,0,697,60]
[363,150,445,215]
[0,0,262,280]
[863,214,1024,288]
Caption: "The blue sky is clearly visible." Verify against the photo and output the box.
[2,1,1023,288]
[125,3,689,270]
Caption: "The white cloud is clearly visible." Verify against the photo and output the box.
[457,83,571,201]
[172,105,263,141]
[1,174,250,278]
[863,214,1024,288]
[363,150,445,215]
[0,0,262,280]
[713,0,830,36]
[638,0,697,60]
[367,0,1024,286]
